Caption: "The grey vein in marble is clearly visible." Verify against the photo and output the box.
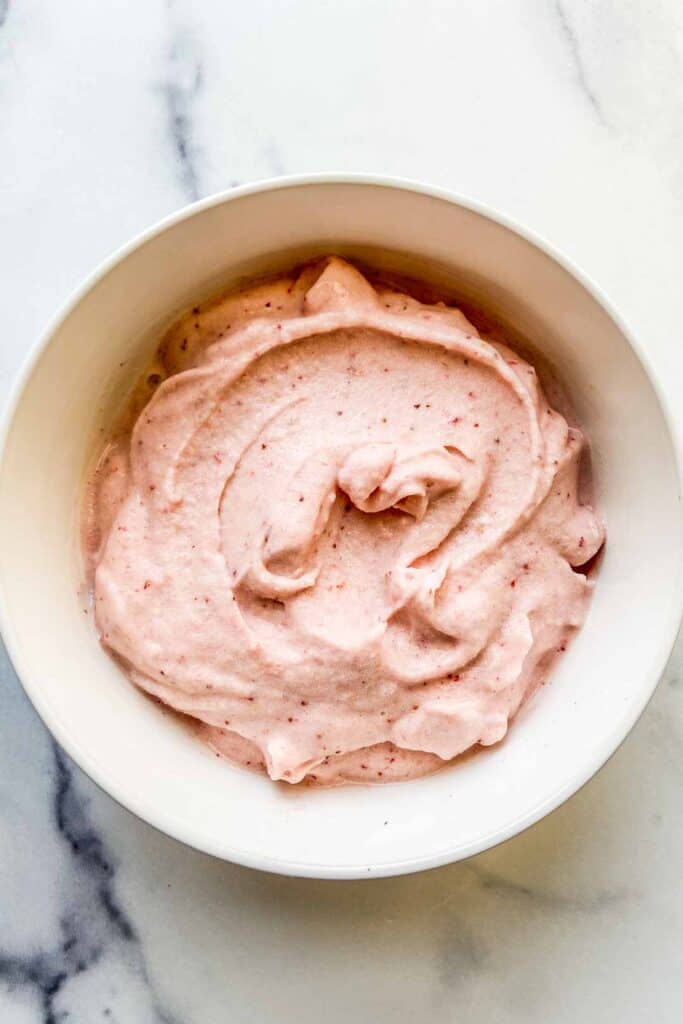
[554,0,608,127]
[163,2,203,203]
[263,138,286,177]
[436,922,486,989]
[0,743,182,1024]
[467,863,630,914]
[0,1,9,30]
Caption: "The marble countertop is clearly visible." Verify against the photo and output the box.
[2,1,682,1020]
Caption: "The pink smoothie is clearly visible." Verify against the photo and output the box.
[84,258,604,785]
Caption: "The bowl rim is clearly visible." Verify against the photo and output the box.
[1,172,681,879]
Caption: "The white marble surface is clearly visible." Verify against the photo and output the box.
[1,1,683,1020]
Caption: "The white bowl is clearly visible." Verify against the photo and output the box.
[1,176,681,878]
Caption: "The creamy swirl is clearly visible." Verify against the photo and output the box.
[85,258,604,785]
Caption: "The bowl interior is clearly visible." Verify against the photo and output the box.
[0,180,680,877]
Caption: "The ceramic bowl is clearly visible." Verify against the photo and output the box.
[1,176,680,878]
